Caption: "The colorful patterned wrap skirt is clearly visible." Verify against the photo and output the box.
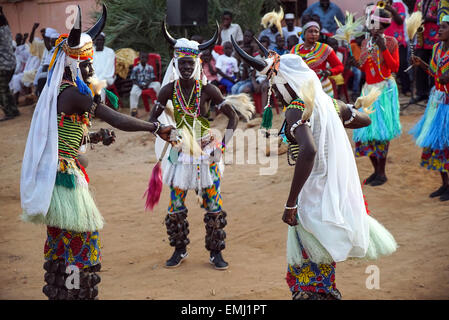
[286,232,341,299]
[168,162,223,214]
[409,87,449,172]
[353,78,402,157]
[22,158,104,268]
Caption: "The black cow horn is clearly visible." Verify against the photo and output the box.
[231,35,267,72]
[253,36,269,58]
[68,5,81,47]
[85,4,107,41]
[162,18,177,47]
[198,21,219,51]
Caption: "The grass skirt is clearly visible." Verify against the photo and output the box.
[410,88,449,150]
[22,161,104,233]
[353,78,402,143]
[287,215,397,266]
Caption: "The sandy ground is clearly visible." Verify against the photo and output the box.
[1,96,448,300]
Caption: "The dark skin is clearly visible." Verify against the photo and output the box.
[304,26,332,78]
[58,60,173,142]
[412,21,449,188]
[29,22,40,43]
[218,13,242,45]
[149,56,239,157]
[94,34,105,51]
[385,0,404,26]
[201,49,218,76]
[319,0,330,11]
[272,83,371,225]
[285,18,296,32]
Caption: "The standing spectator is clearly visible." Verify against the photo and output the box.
[385,0,411,95]
[129,52,161,117]
[0,6,19,121]
[216,41,239,94]
[273,34,288,55]
[282,13,303,47]
[290,20,344,97]
[241,29,259,58]
[218,11,243,46]
[201,49,219,86]
[302,0,345,34]
[411,0,440,104]
[93,32,116,102]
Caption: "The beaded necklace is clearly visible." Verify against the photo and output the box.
[175,79,201,117]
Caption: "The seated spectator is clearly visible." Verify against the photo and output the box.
[282,13,303,47]
[259,36,270,50]
[33,27,59,97]
[231,46,255,95]
[326,37,345,87]
[241,29,259,58]
[302,0,345,34]
[93,32,116,102]
[350,34,365,101]
[218,10,243,45]
[273,34,288,55]
[287,34,299,51]
[201,49,219,86]
[129,52,161,117]
[258,23,279,51]
[216,41,239,94]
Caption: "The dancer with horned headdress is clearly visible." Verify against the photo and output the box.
[231,35,397,300]
[148,20,254,270]
[20,5,174,299]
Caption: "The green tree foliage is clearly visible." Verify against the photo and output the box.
[97,0,280,71]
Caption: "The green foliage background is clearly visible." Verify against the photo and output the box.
[96,0,281,71]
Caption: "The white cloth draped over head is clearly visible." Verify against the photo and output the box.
[21,33,93,217]
[273,54,370,262]
[20,49,66,217]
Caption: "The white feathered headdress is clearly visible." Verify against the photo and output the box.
[261,7,284,37]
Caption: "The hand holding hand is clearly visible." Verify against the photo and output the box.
[156,124,175,143]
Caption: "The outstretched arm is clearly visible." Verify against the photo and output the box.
[29,22,40,43]
[338,102,372,129]
[282,108,316,226]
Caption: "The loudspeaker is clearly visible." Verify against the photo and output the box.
[166,0,208,26]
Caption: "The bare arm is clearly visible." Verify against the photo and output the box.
[29,23,39,43]
[338,103,372,129]
[149,82,173,123]
[206,84,238,147]
[283,108,317,226]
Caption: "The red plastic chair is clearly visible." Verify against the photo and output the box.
[253,91,280,116]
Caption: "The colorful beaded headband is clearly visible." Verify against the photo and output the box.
[174,47,200,59]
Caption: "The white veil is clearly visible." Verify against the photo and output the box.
[279,54,369,262]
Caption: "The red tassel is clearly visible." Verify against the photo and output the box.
[76,160,90,184]
[361,179,370,215]
[143,161,163,211]
[59,114,65,127]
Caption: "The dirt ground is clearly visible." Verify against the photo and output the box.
[1,96,448,300]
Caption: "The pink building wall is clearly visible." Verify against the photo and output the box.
[2,0,98,37]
